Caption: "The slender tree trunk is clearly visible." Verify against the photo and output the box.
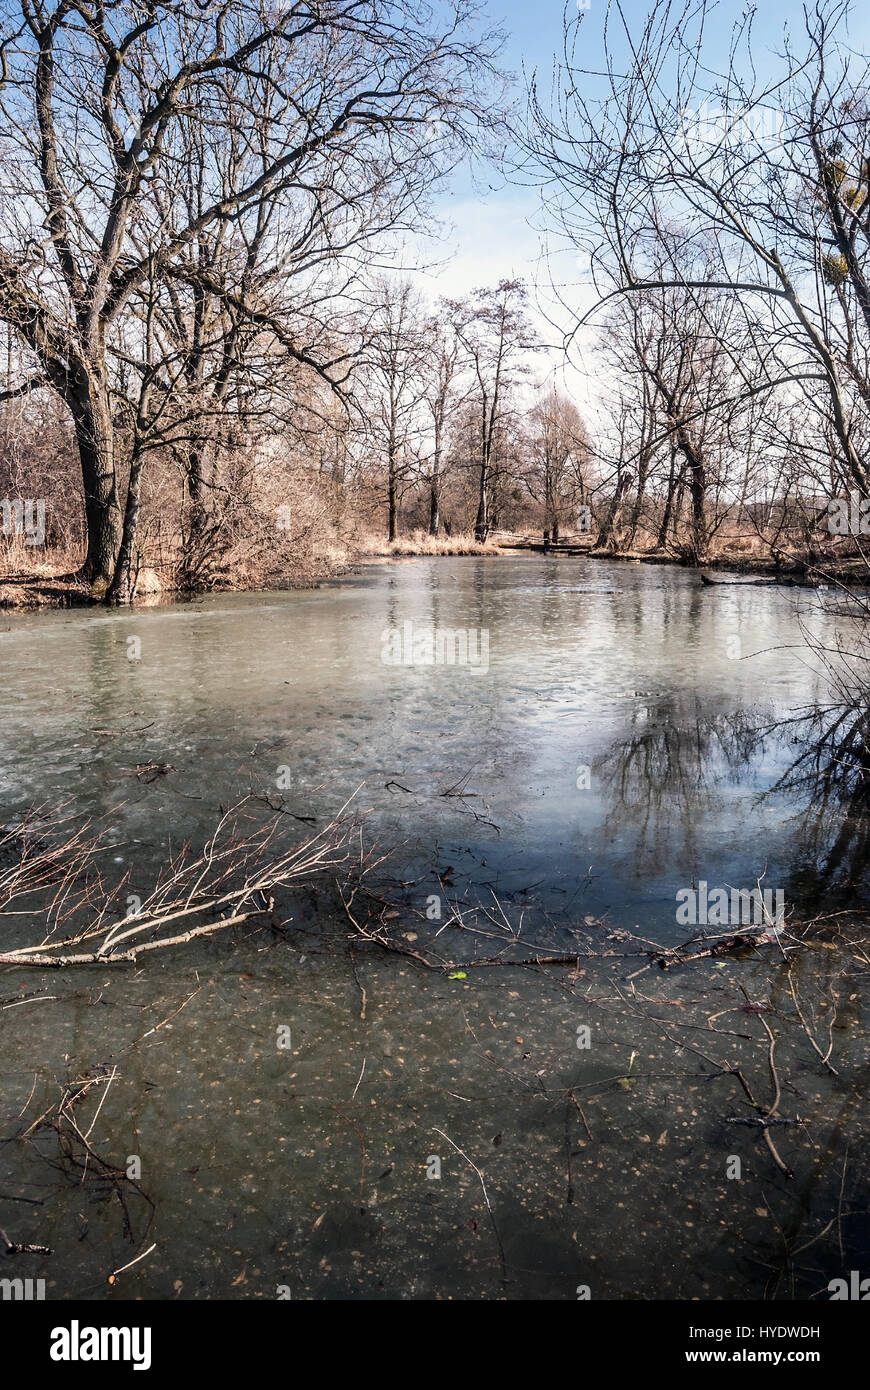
[545,469,556,539]
[474,399,490,542]
[626,449,650,549]
[187,446,209,544]
[687,463,707,564]
[428,422,441,536]
[547,465,560,540]
[388,441,398,541]
[178,443,211,589]
[107,453,144,603]
[675,426,707,564]
[657,443,679,550]
[474,427,489,542]
[428,466,440,536]
[474,463,488,541]
[597,469,632,551]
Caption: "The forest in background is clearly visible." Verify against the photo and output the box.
[1,0,870,599]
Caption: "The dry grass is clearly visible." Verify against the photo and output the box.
[361,529,501,558]
[0,537,79,579]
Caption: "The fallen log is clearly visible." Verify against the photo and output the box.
[699,572,788,587]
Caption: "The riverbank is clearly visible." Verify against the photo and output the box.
[0,533,498,608]
[504,537,870,587]
[2,532,868,607]
[0,572,95,609]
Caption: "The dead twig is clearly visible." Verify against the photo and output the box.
[432,1126,507,1286]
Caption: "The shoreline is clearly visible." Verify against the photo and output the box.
[2,538,868,609]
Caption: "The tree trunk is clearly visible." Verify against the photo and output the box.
[68,371,121,593]
[178,444,211,589]
[597,469,632,551]
[474,454,488,542]
[657,443,679,550]
[428,426,441,536]
[428,472,440,536]
[675,426,708,564]
[388,442,398,541]
[626,450,650,550]
[687,462,707,564]
[187,447,209,546]
[107,454,144,604]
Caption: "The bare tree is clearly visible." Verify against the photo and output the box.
[450,279,537,541]
[421,306,463,536]
[523,387,588,541]
[363,278,429,540]
[0,0,501,597]
[527,0,870,544]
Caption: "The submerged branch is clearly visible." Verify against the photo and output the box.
[0,797,361,969]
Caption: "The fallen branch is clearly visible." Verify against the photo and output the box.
[0,797,359,970]
[655,929,776,970]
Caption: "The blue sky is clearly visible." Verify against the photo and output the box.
[408,0,870,399]
[423,0,870,298]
